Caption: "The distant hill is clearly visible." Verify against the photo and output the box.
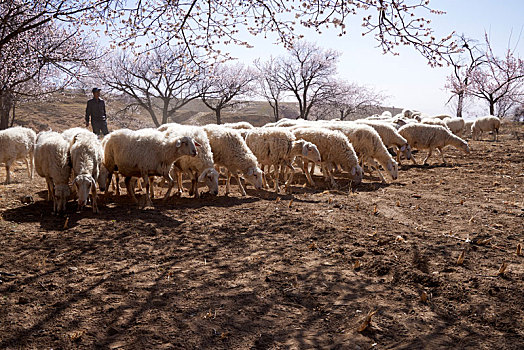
[10,91,402,132]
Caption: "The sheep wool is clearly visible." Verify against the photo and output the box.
[0,126,36,184]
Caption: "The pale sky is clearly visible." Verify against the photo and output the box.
[219,0,524,118]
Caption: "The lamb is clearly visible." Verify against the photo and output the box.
[203,125,263,196]
[292,127,363,188]
[472,115,501,141]
[443,117,466,136]
[34,131,72,213]
[398,123,470,165]
[323,122,398,183]
[160,124,219,198]
[0,126,36,184]
[103,128,199,205]
[69,131,105,213]
[355,120,412,164]
[245,127,321,193]
[221,121,254,130]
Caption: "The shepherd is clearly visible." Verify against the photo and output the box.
[85,87,109,136]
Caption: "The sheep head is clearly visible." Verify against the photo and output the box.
[72,174,96,210]
[173,136,199,158]
[244,166,263,190]
[386,159,399,180]
[54,184,71,213]
[301,141,322,163]
[198,167,219,195]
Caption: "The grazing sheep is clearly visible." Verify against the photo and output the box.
[398,124,470,165]
[203,125,263,196]
[472,115,501,141]
[62,127,92,142]
[103,128,199,205]
[463,120,474,137]
[69,131,105,213]
[222,121,254,130]
[292,127,363,188]
[421,117,450,129]
[443,117,466,136]
[355,120,412,164]
[245,127,321,192]
[34,131,72,213]
[0,126,36,184]
[160,124,219,198]
[324,122,398,183]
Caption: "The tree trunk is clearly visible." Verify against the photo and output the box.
[273,100,280,122]
[0,90,14,130]
[456,92,464,118]
[10,100,16,127]
[215,108,222,124]
[489,100,495,116]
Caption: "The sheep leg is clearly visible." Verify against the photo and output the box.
[284,164,295,193]
[368,158,387,183]
[309,161,315,179]
[4,164,10,185]
[176,171,184,197]
[225,170,232,196]
[24,157,31,179]
[29,151,34,179]
[125,177,138,204]
[437,147,447,164]
[274,163,280,193]
[235,173,247,196]
[261,165,270,189]
[91,182,99,214]
[45,177,54,201]
[493,129,498,141]
[148,176,155,199]
[142,174,152,207]
[115,174,121,196]
[423,149,433,165]
[325,164,338,189]
[303,163,315,186]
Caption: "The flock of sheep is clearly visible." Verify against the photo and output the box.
[0,111,502,214]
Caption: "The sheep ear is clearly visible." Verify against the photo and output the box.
[351,167,356,176]
[247,167,254,176]
[400,145,406,152]
[387,162,393,171]
[198,169,208,182]
[302,145,309,156]
[175,139,182,148]
[194,141,202,147]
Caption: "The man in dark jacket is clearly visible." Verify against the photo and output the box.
[85,87,109,136]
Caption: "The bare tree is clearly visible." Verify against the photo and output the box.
[310,81,385,121]
[254,57,284,122]
[445,35,485,118]
[101,47,203,127]
[200,64,256,125]
[276,41,339,120]
[468,34,524,117]
[99,1,458,66]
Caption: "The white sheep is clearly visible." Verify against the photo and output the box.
[431,114,453,120]
[159,124,219,198]
[103,128,199,205]
[421,117,450,129]
[245,127,321,193]
[443,117,465,136]
[472,115,501,141]
[324,122,398,183]
[69,131,105,213]
[62,127,92,142]
[0,126,36,184]
[292,127,363,189]
[221,121,255,130]
[398,123,470,165]
[34,131,72,213]
[203,125,263,196]
[355,120,412,164]
[463,120,474,137]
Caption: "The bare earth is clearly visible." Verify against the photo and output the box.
[0,124,523,349]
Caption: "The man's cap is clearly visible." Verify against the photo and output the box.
[92,88,101,93]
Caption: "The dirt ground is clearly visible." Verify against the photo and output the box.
[0,124,523,349]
